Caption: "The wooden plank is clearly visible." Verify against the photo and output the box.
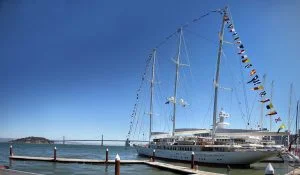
[286,167,300,175]
[145,162,225,175]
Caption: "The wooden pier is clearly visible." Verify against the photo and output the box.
[145,162,224,175]
[9,155,225,175]
[286,167,300,175]
[9,155,145,164]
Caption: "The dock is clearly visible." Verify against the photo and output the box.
[145,162,225,175]
[9,155,145,164]
[286,167,300,175]
[9,155,225,175]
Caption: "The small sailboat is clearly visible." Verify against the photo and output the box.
[130,7,283,166]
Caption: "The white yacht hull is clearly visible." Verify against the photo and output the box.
[135,145,277,165]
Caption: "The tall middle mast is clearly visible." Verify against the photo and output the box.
[287,83,293,145]
[149,49,156,142]
[212,7,227,140]
[172,28,183,137]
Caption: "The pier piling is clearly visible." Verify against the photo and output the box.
[152,149,155,162]
[54,147,57,161]
[105,148,109,163]
[191,151,195,169]
[9,145,13,156]
[115,154,120,175]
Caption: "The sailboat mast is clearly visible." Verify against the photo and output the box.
[212,7,227,140]
[287,83,293,145]
[149,49,156,142]
[172,28,183,137]
[270,80,274,132]
[296,101,299,150]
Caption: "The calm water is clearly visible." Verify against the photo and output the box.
[0,143,292,175]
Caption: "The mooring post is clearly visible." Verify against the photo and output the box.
[54,147,57,161]
[105,148,109,163]
[152,149,155,162]
[227,165,231,175]
[9,145,13,156]
[115,154,120,175]
[191,151,195,169]
[265,163,275,175]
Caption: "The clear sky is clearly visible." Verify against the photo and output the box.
[1,0,300,141]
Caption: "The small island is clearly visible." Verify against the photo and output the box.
[10,137,54,144]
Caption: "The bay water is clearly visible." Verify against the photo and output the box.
[0,143,291,175]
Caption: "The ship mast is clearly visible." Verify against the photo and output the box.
[270,80,274,132]
[296,101,299,149]
[287,83,293,145]
[149,49,156,142]
[172,28,183,137]
[212,7,227,140]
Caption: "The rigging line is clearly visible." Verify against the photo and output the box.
[229,88,233,114]
[238,48,251,125]
[228,34,251,125]
[178,70,191,127]
[153,54,172,132]
[227,7,253,125]
[133,86,149,136]
[184,29,219,46]
[154,9,222,50]
[133,82,148,138]
[221,50,247,125]
[182,29,211,113]
[182,30,196,91]
[154,55,171,131]
[248,93,259,128]
[202,82,214,128]
[127,53,153,139]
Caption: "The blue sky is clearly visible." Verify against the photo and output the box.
[0,0,299,141]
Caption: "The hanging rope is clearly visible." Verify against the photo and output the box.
[154,9,223,49]
[126,52,153,139]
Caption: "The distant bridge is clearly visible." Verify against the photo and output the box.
[51,134,148,146]
[52,139,148,142]
[51,135,148,146]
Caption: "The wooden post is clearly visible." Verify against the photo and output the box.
[152,149,155,162]
[105,148,109,163]
[191,151,195,169]
[115,154,120,175]
[9,145,13,156]
[54,147,57,161]
[227,165,231,174]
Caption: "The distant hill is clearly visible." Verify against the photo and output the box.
[10,137,54,144]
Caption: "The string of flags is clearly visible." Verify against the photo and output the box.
[127,52,153,139]
[223,10,284,133]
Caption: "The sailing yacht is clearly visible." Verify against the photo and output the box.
[133,7,281,166]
